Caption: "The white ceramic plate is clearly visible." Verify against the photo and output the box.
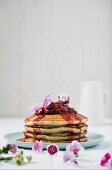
[4,132,104,149]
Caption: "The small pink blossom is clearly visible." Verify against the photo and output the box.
[63,140,84,164]
[100,153,111,166]
[32,140,43,153]
[63,151,76,163]
[43,95,51,108]
[106,158,112,170]
[11,144,18,154]
[66,140,84,155]
[47,144,58,155]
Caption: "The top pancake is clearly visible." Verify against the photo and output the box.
[25,113,88,126]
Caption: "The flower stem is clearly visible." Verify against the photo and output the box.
[74,160,78,164]
[0,156,13,161]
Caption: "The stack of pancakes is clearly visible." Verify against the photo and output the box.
[24,98,88,143]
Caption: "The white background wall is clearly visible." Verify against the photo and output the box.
[0,0,112,117]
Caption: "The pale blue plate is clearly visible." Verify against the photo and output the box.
[4,132,104,149]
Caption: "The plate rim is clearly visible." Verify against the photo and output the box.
[4,131,104,148]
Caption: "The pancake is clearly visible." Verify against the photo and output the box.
[23,94,88,144]
[22,136,88,143]
[25,113,88,126]
[24,131,87,141]
[29,123,87,128]
[25,124,87,134]
[24,130,87,137]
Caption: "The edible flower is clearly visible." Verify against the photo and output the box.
[47,144,59,155]
[11,144,18,154]
[28,103,40,113]
[12,150,32,166]
[63,140,84,164]
[100,153,111,166]
[106,158,112,170]
[100,152,112,169]
[0,146,32,166]
[32,140,43,153]
[28,95,51,114]
[26,155,32,163]
[63,151,77,163]
[66,140,84,155]
[0,144,18,154]
[58,93,70,104]
[43,95,51,108]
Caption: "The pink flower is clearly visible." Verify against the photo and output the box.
[63,151,76,163]
[100,153,111,166]
[66,140,84,155]
[47,144,58,155]
[106,158,112,170]
[11,144,18,154]
[32,140,43,152]
[63,140,84,164]
[43,95,51,108]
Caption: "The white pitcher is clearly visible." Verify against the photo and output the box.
[79,81,107,126]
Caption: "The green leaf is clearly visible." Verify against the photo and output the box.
[0,144,12,154]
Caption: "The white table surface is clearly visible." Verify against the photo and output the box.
[0,118,112,169]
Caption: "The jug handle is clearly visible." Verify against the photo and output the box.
[103,89,108,110]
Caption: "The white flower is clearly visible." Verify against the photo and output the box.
[58,93,70,103]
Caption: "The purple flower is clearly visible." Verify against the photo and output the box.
[47,144,59,155]
[106,158,112,170]
[28,104,40,113]
[66,140,84,155]
[32,140,43,152]
[11,144,18,154]
[100,153,111,166]
[63,151,76,162]
[43,95,51,108]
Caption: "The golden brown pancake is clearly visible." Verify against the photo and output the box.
[25,124,87,134]
[22,137,87,143]
[29,123,87,128]
[25,113,87,126]
[24,131,87,141]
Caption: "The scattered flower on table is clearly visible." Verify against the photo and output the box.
[100,152,112,170]
[0,144,18,154]
[0,144,32,166]
[32,140,43,153]
[63,151,77,163]
[12,149,32,166]
[66,140,84,156]
[11,144,18,154]
[63,140,84,164]
[100,153,111,166]
[47,144,59,155]
[26,155,32,163]
[106,158,112,170]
